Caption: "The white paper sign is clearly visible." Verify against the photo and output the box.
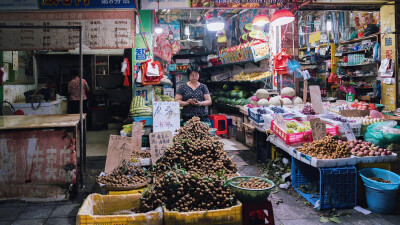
[12,51,18,71]
[342,122,356,141]
[273,114,287,131]
[309,85,324,114]
[163,87,174,98]
[153,101,180,134]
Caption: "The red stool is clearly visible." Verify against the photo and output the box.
[242,200,275,225]
[209,114,230,138]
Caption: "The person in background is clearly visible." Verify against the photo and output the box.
[337,76,356,100]
[68,75,90,114]
[175,63,212,123]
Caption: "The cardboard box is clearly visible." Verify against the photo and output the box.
[340,109,370,117]
[232,116,243,127]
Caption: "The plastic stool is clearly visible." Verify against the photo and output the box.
[209,114,230,138]
[242,200,275,225]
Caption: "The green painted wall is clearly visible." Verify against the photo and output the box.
[132,10,153,96]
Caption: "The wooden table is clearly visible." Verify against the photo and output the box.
[0,114,86,200]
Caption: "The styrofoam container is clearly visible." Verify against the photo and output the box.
[351,153,398,163]
[294,151,357,168]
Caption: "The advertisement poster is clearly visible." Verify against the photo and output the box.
[40,0,135,9]
[191,0,283,8]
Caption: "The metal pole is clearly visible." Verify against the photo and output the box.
[79,27,85,175]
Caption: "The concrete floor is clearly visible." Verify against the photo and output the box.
[1,126,399,225]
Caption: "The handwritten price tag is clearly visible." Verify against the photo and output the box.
[310,118,326,140]
[153,102,180,134]
[149,131,173,165]
[309,85,324,114]
[105,135,134,173]
[273,114,287,131]
[342,122,356,141]
[131,122,143,152]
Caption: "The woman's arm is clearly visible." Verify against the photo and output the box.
[175,94,190,107]
[200,94,212,106]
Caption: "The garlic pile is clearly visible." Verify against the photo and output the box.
[347,116,384,125]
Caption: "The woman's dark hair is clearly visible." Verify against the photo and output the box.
[186,63,201,76]
[341,76,350,82]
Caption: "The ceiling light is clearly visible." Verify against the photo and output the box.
[155,24,163,34]
[270,9,295,26]
[207,17,225,32]
[252,14,270,27]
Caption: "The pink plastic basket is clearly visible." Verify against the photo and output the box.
[271,120,313,145]
[325,123,339,137]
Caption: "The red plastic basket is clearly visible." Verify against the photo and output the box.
[325,123,339,137]
[271,120,313,145]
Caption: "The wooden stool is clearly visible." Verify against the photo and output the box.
[242,200,275,225]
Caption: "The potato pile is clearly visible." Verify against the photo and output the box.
[297,136,351,159]
[137,170,236,212]
[97,164,148,187]
[131,149,151,158]
[238,178,271,189]
[155,117,237,178]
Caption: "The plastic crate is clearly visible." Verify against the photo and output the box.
[248,107,272,124]
[163,202,242,225]
[229,126,237,137]
[292,157,357,210]
[325,122,339,137]
[108,187,148,195]
[133,117,153,126]
[271,120,313,145]
[77,194,163,225]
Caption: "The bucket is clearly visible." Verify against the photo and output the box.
[365,185,398,214]
[359,168,400,191]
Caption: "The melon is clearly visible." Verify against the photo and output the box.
[255,89,269,99]
[258,99,269,106]
[282,98,293,105]
[281,87,296,97]
[292,96,304,105]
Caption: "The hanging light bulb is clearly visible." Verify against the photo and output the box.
[155,24,163,34]
[206,10,224,32]
[270,9,295,26]
[252,14,270,27]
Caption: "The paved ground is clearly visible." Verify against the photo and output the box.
[1,130,399,225]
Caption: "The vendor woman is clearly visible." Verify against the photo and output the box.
[337,76,356,100]
[175,63,212,123]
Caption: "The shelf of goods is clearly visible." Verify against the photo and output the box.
[339,33,379,45]
[202,60,261,71]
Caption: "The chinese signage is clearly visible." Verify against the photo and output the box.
[0,11,134,50]
[310,118,326,140]
[153,101,180,133]
[149,131,173,164]
[0,0,38,10]
[40,0,135,9]
[135,86,152,105]
[0,130,76,184]
[141,0,189,9]
[105,135,134,173]
[309,31,321,45]
[135,48,147,61]
[192,0,283,8]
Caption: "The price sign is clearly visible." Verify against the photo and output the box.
[149,131,173,165]
[273,114,287,131]
[153,101,180,134]
[163,87,174,98]
[131,122,143,152]
[310,118,326,140]
[105,135,134,173]
[342,122,356,141]
[309,85,324,114]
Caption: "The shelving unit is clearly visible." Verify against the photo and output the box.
[201,60,262,71]
[95,55,109,75]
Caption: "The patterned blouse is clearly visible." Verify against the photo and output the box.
[68,78,88,101]
[177,83,209,117]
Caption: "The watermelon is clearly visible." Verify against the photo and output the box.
[237,91,244,99]
[230,91,238,98]
[233,85,241,90]
[243,91,251,98]
[222,84,230,91]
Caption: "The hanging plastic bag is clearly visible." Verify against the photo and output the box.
[364,121,400,147]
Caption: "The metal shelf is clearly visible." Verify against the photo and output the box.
[339,62,377,67]
[201,60,262,71]
[340,33,379,45]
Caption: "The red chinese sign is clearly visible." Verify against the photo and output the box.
[0,130,76,185]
